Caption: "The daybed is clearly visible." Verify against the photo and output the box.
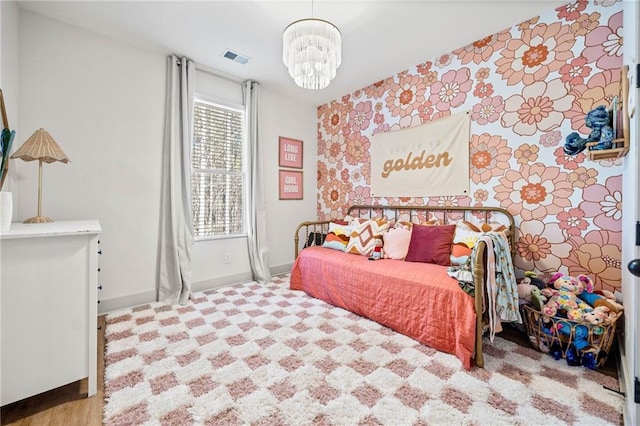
[290,205,516,369]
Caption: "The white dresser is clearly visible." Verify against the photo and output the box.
[0,220,102,406]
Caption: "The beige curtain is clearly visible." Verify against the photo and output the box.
[244,81,271,284]
[157,55,195,305]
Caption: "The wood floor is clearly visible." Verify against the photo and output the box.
[0,317,619,425]
[0,316,106,426]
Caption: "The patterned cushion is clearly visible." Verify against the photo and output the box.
[405,224,456,266]
[382,223,412,260]
[321,221,353,251]
[450,221,508,265]
[345,218,390,256]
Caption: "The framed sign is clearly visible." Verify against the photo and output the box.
[279,170,303,200]
[279,137,303,169]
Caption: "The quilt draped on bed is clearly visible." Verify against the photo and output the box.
[476,233,521,341]
[449,232,520,341]
[290,247,477,369]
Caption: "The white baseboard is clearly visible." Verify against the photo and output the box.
[98,289,156,315]
[98,264,293,315]
[191,271,254,293]
[616,333,633,426]
[270,262,293,276]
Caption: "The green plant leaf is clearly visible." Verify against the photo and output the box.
[1,128,16,186]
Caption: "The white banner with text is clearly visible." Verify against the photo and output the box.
[370,111,470,197]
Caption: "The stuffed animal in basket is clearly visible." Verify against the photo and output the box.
[576,275,623,314]
[518,282,546,311]
[540,274,592,319]
[555,317,603,370]
[523,270,547,289]
[554,321,590,348]
[517,282,535,303]
[583,305,617,327]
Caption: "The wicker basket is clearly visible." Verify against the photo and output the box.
[521,304,621,369]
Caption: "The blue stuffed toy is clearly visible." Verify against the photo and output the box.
[564,105,613,155]
[556,321,591,351]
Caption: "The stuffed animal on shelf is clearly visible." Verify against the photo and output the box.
[593,125,615,151]
[563,105,613,155]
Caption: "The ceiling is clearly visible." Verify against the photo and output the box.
[17,0,568,107]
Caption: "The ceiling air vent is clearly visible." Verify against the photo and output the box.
[222,49,250,65]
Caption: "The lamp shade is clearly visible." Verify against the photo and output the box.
[283,18,341,90]
[10,128,69,224]
[11,128,70,163]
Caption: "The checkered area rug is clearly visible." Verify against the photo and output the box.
[103,274,623,425]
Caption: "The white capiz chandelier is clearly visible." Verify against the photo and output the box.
[282,18,342,90]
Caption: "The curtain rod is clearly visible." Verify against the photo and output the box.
[175,57,244,84]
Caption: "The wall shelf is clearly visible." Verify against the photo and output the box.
[586,65,630,161]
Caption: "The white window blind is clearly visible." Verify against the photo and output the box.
[192,100,245,237]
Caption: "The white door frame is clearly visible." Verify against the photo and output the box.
[621,1,639,424]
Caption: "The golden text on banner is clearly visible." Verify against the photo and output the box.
[370,111,470,197]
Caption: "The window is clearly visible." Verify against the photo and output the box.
[191,100,245,238]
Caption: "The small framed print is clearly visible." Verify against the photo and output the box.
[279,137,303,169]
[279,170,303,200]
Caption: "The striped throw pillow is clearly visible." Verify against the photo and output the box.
[450,221,508,265]
[321,221,353,251]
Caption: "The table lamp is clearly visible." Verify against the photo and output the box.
[10,128,69,223]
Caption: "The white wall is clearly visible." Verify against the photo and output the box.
[15,10,317,312]
[1,0,19,196]
[261,86,317,271]
[17,10,165,312]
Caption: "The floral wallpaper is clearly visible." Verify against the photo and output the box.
[316,0,624,292]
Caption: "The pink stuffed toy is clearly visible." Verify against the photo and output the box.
[540,274,592,318]
[582,306,614,326]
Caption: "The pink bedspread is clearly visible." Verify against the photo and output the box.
[290,246,477,369]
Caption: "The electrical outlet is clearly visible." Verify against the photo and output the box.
[224,253,232,264]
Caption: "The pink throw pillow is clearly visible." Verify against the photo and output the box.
[383,226,412,260]
[405,224,456,266]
